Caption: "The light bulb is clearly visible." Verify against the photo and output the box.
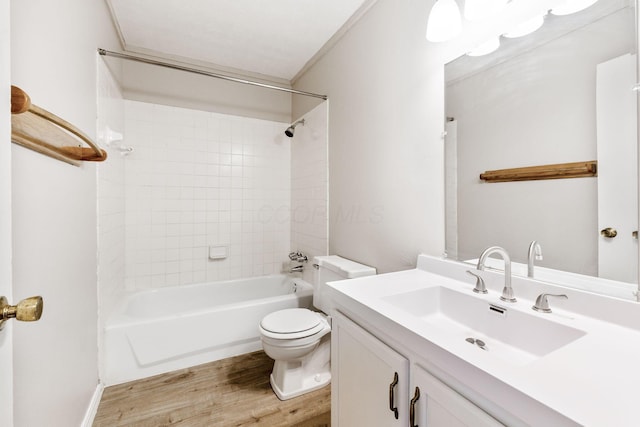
[467,37,501,57]
[551,0,599,16]
[426,0,462,42]
[464,0,508,22]
[503,14,546,38]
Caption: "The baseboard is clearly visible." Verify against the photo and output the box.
[81,382,104,427]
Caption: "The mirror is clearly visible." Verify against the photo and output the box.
[445,0,639,300]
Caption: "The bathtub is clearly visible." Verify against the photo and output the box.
[102,275,313,385]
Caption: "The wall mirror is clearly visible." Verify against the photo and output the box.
[445,0,639,301]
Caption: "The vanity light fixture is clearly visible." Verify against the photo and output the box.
[426,0,462,42]
[464,0,508,22]
[550,0,599,16]
[503,14,546,38]
[467,36,501,56]
[426,0,600,57]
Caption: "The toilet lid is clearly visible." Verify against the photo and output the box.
[261,308,322,335]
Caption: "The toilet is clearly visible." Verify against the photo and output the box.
[259,255,376,400]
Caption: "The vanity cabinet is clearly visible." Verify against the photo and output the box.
[332,311,503,427]
[332,309,409,426]
[410,364,504,427]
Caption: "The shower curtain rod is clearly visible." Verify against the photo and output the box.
[98,49,328,100]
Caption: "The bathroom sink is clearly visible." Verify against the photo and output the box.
[383,286,586,365]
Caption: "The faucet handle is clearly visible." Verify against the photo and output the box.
[466,271,487,294]
[288,251,308,262]
[532,293,568,313]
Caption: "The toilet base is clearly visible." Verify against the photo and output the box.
[268,335,331,400]
[270,370,331,400]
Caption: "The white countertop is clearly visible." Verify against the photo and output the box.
[326,255,640,426]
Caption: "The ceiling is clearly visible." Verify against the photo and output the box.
[107,0,371,82]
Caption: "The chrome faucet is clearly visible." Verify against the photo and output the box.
[477,246,516,302]
[532,293,567,313]
[288,251,308,263]
[466,270,487,294]
[289,265,304,273]
[527,241,543,278]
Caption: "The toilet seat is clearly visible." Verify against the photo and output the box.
[260,308,326,340]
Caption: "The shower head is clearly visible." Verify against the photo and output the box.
[284,126,295,137]
[284,119,305,137]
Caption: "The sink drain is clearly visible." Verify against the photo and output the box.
[465,337,487,350]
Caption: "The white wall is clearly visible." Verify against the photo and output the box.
[0,1,13,424]
[121,60,292,123]
[446,8,635,275]
[290,102,329,282]
[10,0,120,425]
[122,101,291,290]
[292,0,446,273]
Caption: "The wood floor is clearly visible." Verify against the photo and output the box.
[93,351,331,427]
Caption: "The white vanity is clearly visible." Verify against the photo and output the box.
[327,254,640,426]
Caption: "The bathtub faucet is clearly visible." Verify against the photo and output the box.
[288,251,308,263]
[289,265,304,273]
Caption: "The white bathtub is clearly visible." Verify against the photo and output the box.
[102,275,313,385]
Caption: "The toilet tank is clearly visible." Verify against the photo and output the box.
[312,255,376,313]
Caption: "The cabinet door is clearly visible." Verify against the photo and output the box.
[332,311,409,426]
[409,364,504,427]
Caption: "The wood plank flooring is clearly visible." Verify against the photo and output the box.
[93,351,330,427]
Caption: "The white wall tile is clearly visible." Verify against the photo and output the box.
[97,58,126,320]
[290,103,329,282]
[121,101,292,288]
[99,97,325,306]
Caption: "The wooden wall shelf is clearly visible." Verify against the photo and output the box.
[479,161,597,183]
[10,85,107,166]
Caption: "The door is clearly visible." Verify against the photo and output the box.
[332,311,409,426]
[445,119,459,260]
[409,364,504,427]
[596,53,638,283]
[0,0,13,423]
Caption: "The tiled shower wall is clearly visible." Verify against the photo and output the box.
[97,59,126,318]
[123,101,291,291]
[290,102,328,282]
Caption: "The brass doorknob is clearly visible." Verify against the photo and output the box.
[600,227,618,238]
[0,296,43,330]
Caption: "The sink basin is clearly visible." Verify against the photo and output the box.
[383,286,586,365]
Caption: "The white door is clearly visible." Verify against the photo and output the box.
[596,53,638,283]
[0,1,13,423]
[445,119,459,260]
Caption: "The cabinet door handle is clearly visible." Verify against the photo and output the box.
[389,371,399,419]
[409,386,420,427]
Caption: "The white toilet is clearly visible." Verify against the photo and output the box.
[259,255,376,400]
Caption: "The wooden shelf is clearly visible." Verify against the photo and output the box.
[10,85,107,166]
[479,161,597,183]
